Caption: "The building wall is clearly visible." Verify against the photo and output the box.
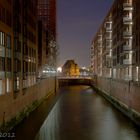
[97,77,140,114]
[13,0,38,92]
[0,0,13,95]
[0,0,57,131]
[0,77,56,130]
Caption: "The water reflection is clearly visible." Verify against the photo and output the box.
[35,86,140,140]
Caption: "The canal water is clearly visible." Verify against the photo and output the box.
[12,85,140,140]
[35,85,140,140]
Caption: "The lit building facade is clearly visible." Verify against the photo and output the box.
[91,0,140,82]
[13,0,38,92]
[0,0,38,96]
[0,0,13,95]
[62,60,80,77]
[0,0,57,130]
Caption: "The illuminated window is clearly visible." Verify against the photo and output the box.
[6,78,10,93]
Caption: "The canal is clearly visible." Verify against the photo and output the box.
[12,85,140,140]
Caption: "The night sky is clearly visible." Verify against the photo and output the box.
[57,0,114,67]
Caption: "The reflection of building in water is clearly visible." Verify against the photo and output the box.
[62,60,80,77]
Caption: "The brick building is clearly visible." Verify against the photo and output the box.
[62,60,80,77]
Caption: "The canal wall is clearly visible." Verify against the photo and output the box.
[0,77,58,132]
[93,77,140,126]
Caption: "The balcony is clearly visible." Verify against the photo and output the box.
[106,54,112,59]
[106,35,112,40]
[123,31,132,37]
[0,71,5,78]
[123,2,132,6]
[106,44,112,49]
[123,59,132,65]
[98,51,102,55]
[123,45,132,51]
[98,45,102,48]
[123,17,132,23]
[98,39,102,43]
[123,3,133,11]
[106,27,112,31]
[124,75,132,81]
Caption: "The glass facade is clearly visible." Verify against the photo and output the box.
[0,32,12,94]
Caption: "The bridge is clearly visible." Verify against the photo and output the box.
[58,76,95,87]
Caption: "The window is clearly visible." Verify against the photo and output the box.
[0,46,5,57]
[14,77,19,91]
[6,78,10,93]
[7,35,11,49]
[0,57,5,71]
[7,58,11,72]
[124,53,129,59]
[0,32,5,46]
[0,32,5,95]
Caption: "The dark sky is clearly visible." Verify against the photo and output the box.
[57,0,114,67]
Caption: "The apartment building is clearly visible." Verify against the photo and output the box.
[0,0,57,130]
[0,0,38,96]
[91,0,140,81]
[13,0,37,92]
[0,0,13,95]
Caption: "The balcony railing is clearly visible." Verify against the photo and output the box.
[124,75,132,81]
[106,54,112,59]
[98,45,102,48]
[123,3,133,12]
[106,44,111,49]
[123,3,133,7]
[123,17,132,22]
[123,45,132,51]
[98,39,102,43]
[123,59,132,65]
[123,31,132,37]
[106,35,112,40]
[106,27,112,31]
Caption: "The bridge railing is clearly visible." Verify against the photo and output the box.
[57,76,92,79]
